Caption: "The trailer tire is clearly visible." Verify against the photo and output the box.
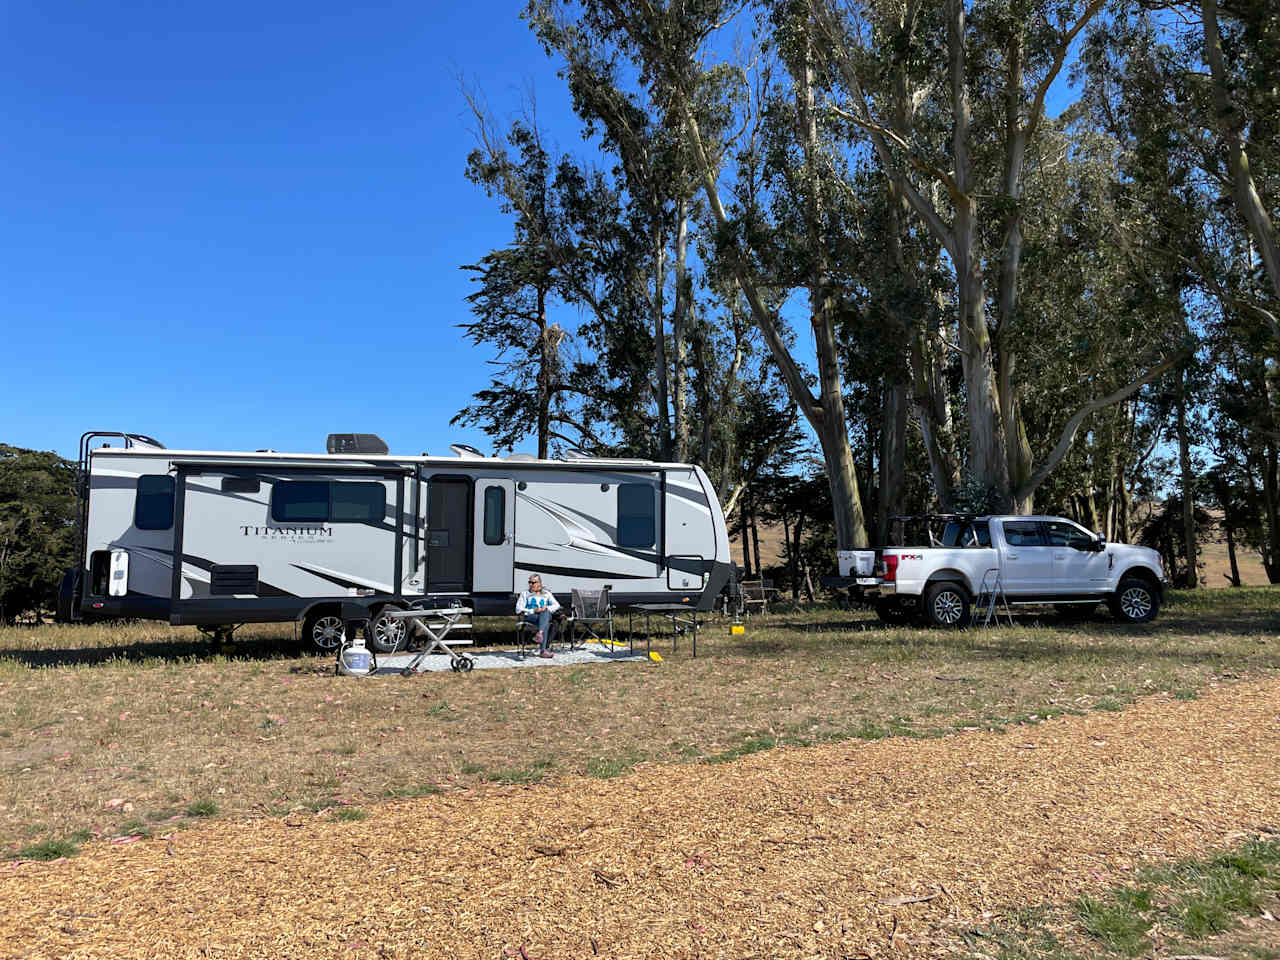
[366,603,408,653]
[302,608,345,652]
[923,581,970,629]
[1108,576,1160,623]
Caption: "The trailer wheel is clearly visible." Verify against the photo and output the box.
[923,582,970,629]
[366,603,408,653]
[303,610,345,652]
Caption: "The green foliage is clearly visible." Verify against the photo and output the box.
[11,837,81,861]
[185,798,218,818]
[0,444,77,624]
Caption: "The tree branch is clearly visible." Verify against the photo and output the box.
[1017,350,1191,501]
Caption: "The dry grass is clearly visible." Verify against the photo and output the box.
[0,588,1276,857]
[2,673,1278,959]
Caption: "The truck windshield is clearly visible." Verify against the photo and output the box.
[942,521,991,548]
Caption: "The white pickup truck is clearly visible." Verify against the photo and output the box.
[835,515,1167,627]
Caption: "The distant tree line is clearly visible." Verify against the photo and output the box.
[455,0,1279,588]
[0,445,76,623]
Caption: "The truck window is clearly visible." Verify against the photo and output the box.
[942,520,991,548]
[1045,520,1093,549]
[1002,521,1045,547]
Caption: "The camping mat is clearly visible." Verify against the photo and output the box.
[2,677,1277,959]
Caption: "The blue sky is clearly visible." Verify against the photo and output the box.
[0,1,590,461]
[1,2,1085,465]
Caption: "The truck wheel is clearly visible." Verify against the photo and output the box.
[875,600,912,625]
[366,603,408,653]
[1108,577,1159,623]
[923,582,970,628]
[303,609,345,651]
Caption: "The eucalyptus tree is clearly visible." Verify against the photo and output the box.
[455,121,571,458]
[810,0,1186,513]
[532,0,873,548]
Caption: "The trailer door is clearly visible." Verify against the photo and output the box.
[473,478,515,593]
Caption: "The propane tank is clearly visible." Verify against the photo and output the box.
[337,628,375,677]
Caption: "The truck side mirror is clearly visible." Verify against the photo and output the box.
[1093,533,1107,551]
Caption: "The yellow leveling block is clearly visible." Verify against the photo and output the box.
[648,651,663,662]
[730,624,745,635]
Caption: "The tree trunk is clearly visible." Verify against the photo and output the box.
[681,92,868,547]
[800,35,870,550]
[739,498,753,579]
[1224,515,1241,587]
[879,382,908,544]
[536,284,551,460]
[1264,443,1280,584]
[1176,369,1198,588]
[651,221,672,460]
[672,194,691,461]
[750,502,763,579]
[947,0,1011,510]
[1202,0,1280,329]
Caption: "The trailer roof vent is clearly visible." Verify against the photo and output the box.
[326,433,389,456]
[505,453,538,462]
[449,443,486,459]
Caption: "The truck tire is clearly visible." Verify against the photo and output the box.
[302,608,345,651]
[1108,576,1160,623]
[923,581,970,628]
[875,600,913,625]
[366,603,408,653]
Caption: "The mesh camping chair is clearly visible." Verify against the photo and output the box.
[570,587,615,647]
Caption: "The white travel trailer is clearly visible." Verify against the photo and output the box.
[65,432,734,649]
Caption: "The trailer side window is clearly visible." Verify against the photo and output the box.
[272,481,329,523]
[618,483,655,548]
[221,477,261,494]
[483,486,505,545]
[134,475,175,530]
[330,482,385,523]
[272,480,386,524]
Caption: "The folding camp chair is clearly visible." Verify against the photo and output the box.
[514,609,569,658]
[570,587,615,647]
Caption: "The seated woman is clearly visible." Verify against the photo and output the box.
[516,574,561,658]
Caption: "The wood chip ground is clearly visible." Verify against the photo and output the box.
[2,678,1277,959]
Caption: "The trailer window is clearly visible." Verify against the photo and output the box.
[272,480,386,524]
[221,477,261,494]
[482,486,505,545]
[618,483,655,548]
[330,482,385,523]
[134,475,175,530]
[272,481,329,523]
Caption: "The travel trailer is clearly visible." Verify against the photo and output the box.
[65,432,734,650]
